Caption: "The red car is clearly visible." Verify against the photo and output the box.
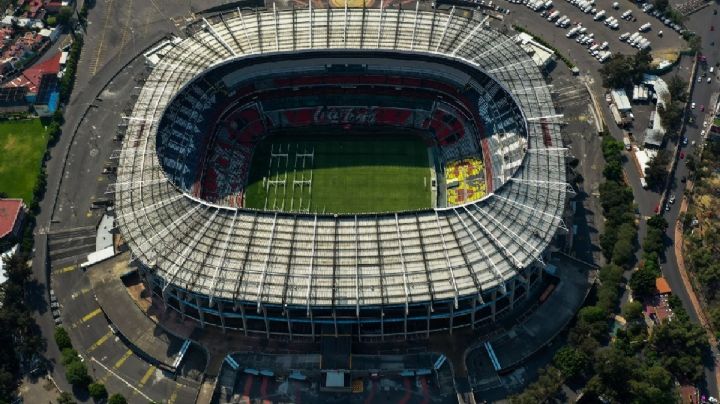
[680,151,685,159]
[654,204,660,213]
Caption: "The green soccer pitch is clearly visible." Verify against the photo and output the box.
[244,133,433,214]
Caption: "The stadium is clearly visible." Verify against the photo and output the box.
[115,4,569,340]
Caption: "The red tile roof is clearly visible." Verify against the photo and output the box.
[0,199,23,239]
[656,277,672,295]
[22,50,60,86]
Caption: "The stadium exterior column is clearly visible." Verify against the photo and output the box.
[217,301,227,333]
[404,311,408,341]
[471,298,477,329]
[178,290,187,321]
[309,310,315,340]
[333,309,338,337]
[195,296,206,328]
[490,290,497,321]
[238,303,249,336]
[509,279,516,310]
[262,305,270,339]
[380,308,385,342]
[426,304,431,338]
[286,309,293,340]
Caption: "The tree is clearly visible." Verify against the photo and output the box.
[647,215,668,231]
[623,300,644,322]
[56,6,73,26]
[57,391,77,404]
[653,0,669,13]
[649,315,709,382]
[645,150,672,189]
[666,75,687,102]
[88,382,107,401]
[553,346,588,378]
[630,267,658,298]
[61,348,80,366]
[65,360,90,387]
[579,305,608,324]
[54,327,72,350]
[108,393,128,404]
[599,54,636,88]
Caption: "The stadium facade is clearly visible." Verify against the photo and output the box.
[115,5,570,340]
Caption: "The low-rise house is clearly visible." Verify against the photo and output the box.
[0,199,25,250]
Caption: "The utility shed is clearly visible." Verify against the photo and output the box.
[611,88,632,111]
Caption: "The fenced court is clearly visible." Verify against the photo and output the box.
[244,133,432,214]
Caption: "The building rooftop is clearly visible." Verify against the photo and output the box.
[0,199,23,239]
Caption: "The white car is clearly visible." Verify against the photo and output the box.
[691,102,696,109]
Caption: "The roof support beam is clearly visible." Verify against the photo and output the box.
[410,1,419,50]
[256,212,278,312]
[132,204,203,262]
[451,16,487,56]
[452,209,506,294]
[163,208,218,292]
[343,0,348,45]
[376,0,385,48]
[219,12,243,53]
[355,215,360,317]
[208,211,238,306]
[305,215,318,316]
[462,205,522,268]
[491,193,568,231]
[486,58,535,74]
[472,204,545,266]
[203,18,237,56]
[435,212,459,308]
[272,3,280,51]
[509,177,575,195]
[526,114,564,122]
[395,214,410,315]
[434,6,455,52]
[527,147,569,155]
[237,8,255,53]
[114,194,184,223]
[470,34,511,63]
[308,0,313,49]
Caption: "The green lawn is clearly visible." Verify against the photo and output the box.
[0,119,48,203]
[244,133,432,214]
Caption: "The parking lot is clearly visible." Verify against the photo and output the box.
[498,0,687,70]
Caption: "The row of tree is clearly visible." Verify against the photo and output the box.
[53,327,127,404]
[0,254,45,403]
[510,134,641,402]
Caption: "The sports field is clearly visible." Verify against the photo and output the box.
[244,133,432,214]
[0,119,48,203]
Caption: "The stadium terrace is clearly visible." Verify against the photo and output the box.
[115,6,569,339]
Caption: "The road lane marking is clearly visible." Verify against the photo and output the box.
[90,0,115,76]
[132,364,157,396]
[119,0,134,51]
[72,307,103,328]
[168,382,181,404]
[53,265,76,274]
[71,287,92,299]
[82,308,102,323]
[91,357,154,401]
[114,349,133,369]
[86,330,113,353]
